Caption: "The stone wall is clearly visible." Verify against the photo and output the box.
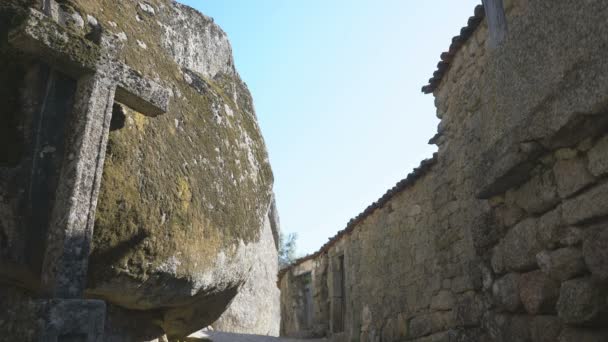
[279,1,608,341]
[280,256,330,338]
[281,153,483,342]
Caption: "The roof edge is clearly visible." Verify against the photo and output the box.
[278,154,438,281]
[421,4,485,94]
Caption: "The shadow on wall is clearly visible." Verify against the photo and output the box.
[0,8,26,168]
[87,229,149,284]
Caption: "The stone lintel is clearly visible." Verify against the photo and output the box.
[115,64,170,116]
[476,149,542,199]
[9,8,170,117]
[8,8,100,78]
[37,299,105,342]
[476,135,545,199]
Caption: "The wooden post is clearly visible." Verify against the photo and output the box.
[482,0,508,48]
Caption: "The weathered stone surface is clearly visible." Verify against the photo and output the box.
[582,226,608,280]
[381,317,396,342]
[452,274,478,294]
[554,148,578,160]
[491,244,506,274]
[280,257,329,339]
[587,136,608,177]
[8,7,101,76]
[536,208,584,249]
[114,63,170,116]
[454,292,485,327]
[559,226,584,247]
[530,315,561,342]
[492,273,521,312]
[431,311,457,334]
[484,314,531,342]
[37,300,106,341]
[190,331,328,342]
[4,0,608,340]
[475,141,544,200]
[509,170,559,215]
[536,207,563,249]
[0,287,110,341]
[501,218,542,271]
[158,2,236,79]
[409,314,433,339]
[265,1,608,341]
[410,331,450,342]
[138,2,156,16]
[494,203,525,229]
[5,6,176,341]
[430,290,455,311]
[556,277,605,325]
[396,313,408,339]
[13,10,173,303]
[212,213,281,336]
[56,0,279,337]
[562,181,608,225]
[519,270,559,315]
[0,0,277,339]
[559,328,608,342]
[536,248,586,281]
[553,157,595,198]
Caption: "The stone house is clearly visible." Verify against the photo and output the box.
[279,1,608,341]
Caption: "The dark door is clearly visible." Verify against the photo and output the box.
[332,255,345,333]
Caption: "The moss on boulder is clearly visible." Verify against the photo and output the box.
[55,0,275,337]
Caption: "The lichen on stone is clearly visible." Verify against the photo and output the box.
[0,0,276,337]
[59,0,276,335]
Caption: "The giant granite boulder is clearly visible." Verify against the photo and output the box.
[0,0,279,340]
[211,197,282,336]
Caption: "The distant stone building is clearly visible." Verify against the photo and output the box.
[279,1,608,341]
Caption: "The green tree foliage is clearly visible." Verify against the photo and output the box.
[278,232,298,269]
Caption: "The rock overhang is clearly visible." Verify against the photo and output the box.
[0,0,277,339]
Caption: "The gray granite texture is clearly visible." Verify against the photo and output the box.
[280,1,608,341]
[0,0,279,340]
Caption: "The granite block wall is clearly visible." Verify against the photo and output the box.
[279,1,608,341]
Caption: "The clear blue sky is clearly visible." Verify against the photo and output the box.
[178,0,480,255]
